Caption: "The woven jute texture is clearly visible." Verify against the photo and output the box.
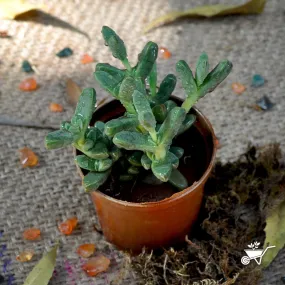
[0,0,284,284]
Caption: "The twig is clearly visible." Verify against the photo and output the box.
[163,254,169,285]
[0,116,58,130]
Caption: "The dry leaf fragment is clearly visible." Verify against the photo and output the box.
[0,0,44,20]
[66,78,81,107]
[262,200,285,268]
[144,0,266,33]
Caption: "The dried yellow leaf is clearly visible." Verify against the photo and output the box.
[0,0,44,20]
[144,0,266,33]
[66,78,82,107]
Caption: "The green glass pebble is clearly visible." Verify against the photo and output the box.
[251,74,265,87]
[256,96,274,111]
[56,47,73,58]
[22,60,34,73]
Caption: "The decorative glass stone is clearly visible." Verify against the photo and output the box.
[81,54,94,64]
[251,74,265,87]
[19,147,39,168]
[49,103,63,112]
[77,244,96,258]
[56,47,73,58]
[19,78,37,91]
[255,96,274,111]
[231,82,246,94]
[82,255,110,277]
[22,60,34,73]
[58,217,78,235]
[16,250,34,262]
[158,47,172,59]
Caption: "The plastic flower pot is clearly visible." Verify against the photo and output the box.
[76,97,217,252]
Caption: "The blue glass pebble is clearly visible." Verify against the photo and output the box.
[56,47,73,58]
[256,96,274,111]
[22,60,34,73]
[251,74,265,87]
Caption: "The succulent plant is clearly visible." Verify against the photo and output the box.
[45,26,232,193]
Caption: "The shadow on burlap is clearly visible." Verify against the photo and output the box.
[0,0,284,284]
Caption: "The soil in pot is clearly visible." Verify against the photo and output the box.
[83,103,209,203]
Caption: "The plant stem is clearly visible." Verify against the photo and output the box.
[122,59,132,72]
[181,93,199,113]
[149,130,157,143]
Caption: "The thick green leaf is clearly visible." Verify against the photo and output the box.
[151,160,172,182]
[148,63,157,97]
[95,121,105,133]
[135,42,158,80]
[86,127,101,141]
[141,154,152,170]
[105,117,139,137]
[155,74,177,104]
[169,168,188,190]
[118,76,136,113]
[198,60,233,98]
[170,146,184,159]
[164,100,177,112]
[262,201,285,268]
[152,104,168,123]
[109,145,122,161]
[128,166,140,175]
[101,26,127,62]
[128,151,143,166]
[134,77,147,95]
[60,121,71,131]
[133,90,156,133]
[95,63,125,82]
[158,107,186,146]
[177,114,196,136]
[82,139,95,151]
[113,131,157,153]
[176,60,197,97]
[75,155,112,172]
[83,170,111,192]
[23,244,58,285]
[70,88,96,142]
[94,121,111,147]
[94,71,122,98]
[45,130,73,149]
[82,141,109,159]
[167,151,179,168]
[195,52,209,86]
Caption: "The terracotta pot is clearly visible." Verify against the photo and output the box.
[76,97,217,252]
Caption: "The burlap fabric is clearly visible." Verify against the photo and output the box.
[0,0,284,284]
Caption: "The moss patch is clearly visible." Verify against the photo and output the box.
[131,144,285,285]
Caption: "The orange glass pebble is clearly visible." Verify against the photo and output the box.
[81,54,94,64]
[49,102,63,112]
[16,250,34,262]
[19,147,39,168]
[159,47,172,59]
[231,82,246,94]
[58,217,78,235]
[19,78,37,91]
[82,255,110,277]
[77,244,96,258]
[23,228,41,240]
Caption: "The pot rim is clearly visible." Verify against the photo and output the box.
[76,99,217,208]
